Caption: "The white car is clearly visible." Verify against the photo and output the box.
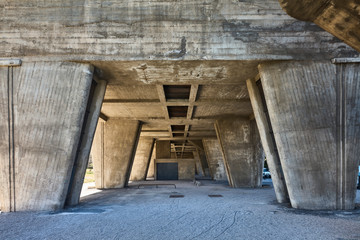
[263,168,271,179]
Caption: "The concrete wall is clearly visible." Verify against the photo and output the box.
[215,117,263,188]
[92,119,142,189]
[156,141,171,159]
[1,0,356,61]
[129,137,155,181]
[259,61,360,210]
[0,62,93,212]
[202,139,228,181]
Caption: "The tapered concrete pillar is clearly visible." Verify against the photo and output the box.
[259,61,360,210]
[92,119,142,189]
[0,62,93,212]
[202,139,228,181]
[191,140,211,177]
[146,145,156,179]
[215,117,263,188]
[246,78,289,203]
[129,137,155,181]
[65,79,107,206]
[193,150,205,176]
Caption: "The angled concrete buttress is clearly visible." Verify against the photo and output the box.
[246,78,289,203]
[191,140,211,177]
[202,139,228,181]
[259,61,360,210]
[92,119,142,189]
[193,151,205,176]
[129,137,155,181]
[215,117,264,188]
[0,62,93,212]
[65,79,107,206]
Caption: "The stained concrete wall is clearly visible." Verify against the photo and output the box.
[129,137,155,181]
[202,139,228,181]
[259,61,360,210]
[1,0,356,61]
[215,117,263,188]
[92,119,142,189]
[0,62,93,212]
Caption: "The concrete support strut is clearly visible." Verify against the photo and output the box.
[65,79,107,206]
[129,137,155,181]
[215,117,263,188]
[202,139,228,181]
[246,78,289,203]
[259,61,360,210]
[0,62,93,212]
[92,119,142,189]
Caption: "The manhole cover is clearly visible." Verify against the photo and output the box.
[169,195,184,198]
[208,195,223,198]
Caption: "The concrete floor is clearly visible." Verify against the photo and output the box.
[1,181,360,240]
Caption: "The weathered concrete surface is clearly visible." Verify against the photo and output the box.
[130,137,155,181]
[246,78,289,203]
[202,139,228,181]
[0,62,93,212]
[66,79,107,206]
[156,141,171,159]
[259,61,360,210]
[279,0,360,52]
[1,0,356,61]
[215,117,263,188]
[92,119,142,189]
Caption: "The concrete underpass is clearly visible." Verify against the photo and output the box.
[1,0,360,239]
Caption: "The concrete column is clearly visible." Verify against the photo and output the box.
[92,119,142,189]
[246,78,289,203]
[191,140,211,177]
[129,137,155,181]
[215,117,263,188]
[66,79,107,206]
[202,139,228,181]
[259,61,360,210]
[0,62,93,212]
[156,140,171,159]
[146,145,156,179]
[193,150,205,176]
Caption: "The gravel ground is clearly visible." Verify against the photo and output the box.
[0,180,359,240]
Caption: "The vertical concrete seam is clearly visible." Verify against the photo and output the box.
[7,66,16,212]
[336,63,346,209]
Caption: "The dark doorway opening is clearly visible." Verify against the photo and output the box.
[157,163,178,180]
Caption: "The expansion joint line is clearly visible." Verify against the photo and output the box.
[7,66,16,212]
[336,64,347,209]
